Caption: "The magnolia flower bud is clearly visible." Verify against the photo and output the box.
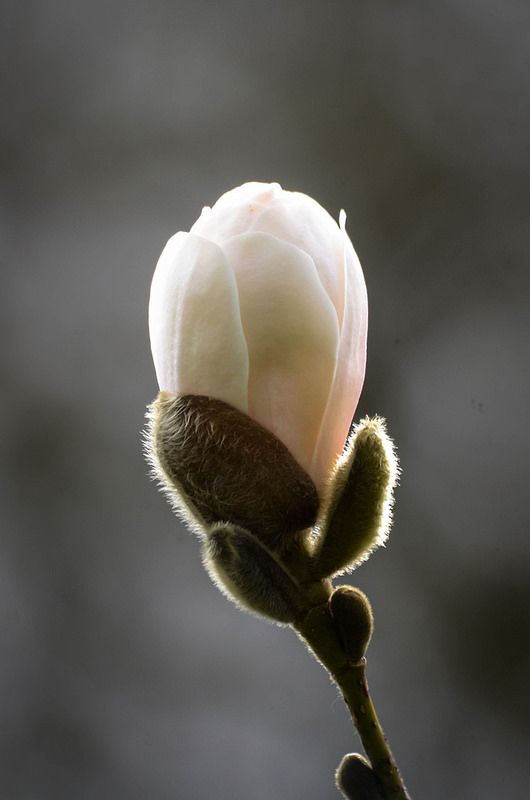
[149,181,368,497]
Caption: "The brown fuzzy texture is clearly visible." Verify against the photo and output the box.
[203,523,305,624]
[145,393,319,547]
[144,395,209,538]
[311,416,399,579]
[329,586,374,664]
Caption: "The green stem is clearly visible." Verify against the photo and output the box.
[294,603,410,800]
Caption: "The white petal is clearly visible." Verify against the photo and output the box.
[190,201,268,243]
[221,232,339,475]
[251,192,345,325]
[149,233,249,412]
[310,216,368,490]
[190,183,284,243]
[214,181,282,209]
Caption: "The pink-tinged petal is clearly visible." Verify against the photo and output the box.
[190,201,268,243]
[310,213,368,491]
[214,181,282,209]
[251,192,345,325]
[149,233,249,412]
[221,232,339,476]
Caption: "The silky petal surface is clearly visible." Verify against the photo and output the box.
[149,233,249,412]
[213,181,283,209]
[221,232,339,475]
[190,202,268,243]
[310,217,368,491]
[250,192,345,325]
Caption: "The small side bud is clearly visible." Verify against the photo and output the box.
[336,753,384,800]
[312,416,399,578]
[145,393,319,547]
[203,523,305,624]
[329,586,373,663]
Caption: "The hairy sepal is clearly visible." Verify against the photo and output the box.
[145,393,319,548]
[144,394,209,538]
[203,523,305,624]
[312,416,399,579]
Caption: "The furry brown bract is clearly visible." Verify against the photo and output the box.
[146,392,320,547]
[311,416,399,579]
[203,523,305,624]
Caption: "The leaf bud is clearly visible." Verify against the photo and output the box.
[329,586,374,664]
[336,753,383,799]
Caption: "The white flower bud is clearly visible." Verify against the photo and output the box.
[149,181,368,495]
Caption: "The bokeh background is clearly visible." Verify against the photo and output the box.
[2,1,530,798]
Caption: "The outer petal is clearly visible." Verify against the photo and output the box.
[250,192,346,325]
[148,232,249,412]
[190,182,283,243]
[310,213,368,490]
[190,201,268,243]
[221,231,339,476]
[213,181,282,209]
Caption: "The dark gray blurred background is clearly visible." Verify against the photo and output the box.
[2,1,529,798]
